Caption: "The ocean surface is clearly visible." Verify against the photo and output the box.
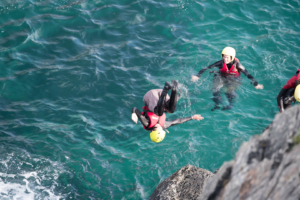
[0,0,299,199]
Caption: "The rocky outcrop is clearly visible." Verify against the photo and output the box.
[201,106,300,200]
[151,106,300,200]
[149,165,213,200]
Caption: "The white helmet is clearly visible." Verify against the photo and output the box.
[221,47,236,61]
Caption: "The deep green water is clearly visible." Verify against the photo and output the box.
[0,0,299,199]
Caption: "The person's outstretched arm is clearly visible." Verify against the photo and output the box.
[163,114,203,129]
[131,107,149,127]
[191,60,223,82]
[238,63,263,89]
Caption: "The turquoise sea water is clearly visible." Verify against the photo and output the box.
[0,0,299,199]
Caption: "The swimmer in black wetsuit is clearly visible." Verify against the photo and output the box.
[277,69,300,112]
[191,47,263,110]
[131,81,204,143]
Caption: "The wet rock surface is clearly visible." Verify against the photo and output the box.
[149,164,213,200]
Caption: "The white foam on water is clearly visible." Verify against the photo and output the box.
[0,174,63,200]
[0,151,65,200]
[0,179,35,200]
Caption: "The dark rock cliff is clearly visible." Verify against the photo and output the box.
[151,106,300,200]
[149,165,213,200]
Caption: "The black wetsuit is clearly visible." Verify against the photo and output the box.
[196,59,259,108]
[132,107,193,129]
[277,70,300,112]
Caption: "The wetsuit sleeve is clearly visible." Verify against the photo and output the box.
[132,107,149,127]
[196,60,223,77]
[163,116,193,129]
[237,62,258,86]
[276,88,289,112]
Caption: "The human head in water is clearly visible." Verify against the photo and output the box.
[150,124,166,143]
[222,47,236,64]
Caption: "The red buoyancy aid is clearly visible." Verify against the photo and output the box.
[283,69,300,89]
[142,106,166,130]
[219,58,240,77]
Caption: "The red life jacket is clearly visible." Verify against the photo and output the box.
[142,106,166,130]
[283,69,300,89]
[219,58,240,77]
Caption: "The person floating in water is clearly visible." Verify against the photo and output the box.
[277,69,300,112]
[131,81,204,143]
[191,47,264,111]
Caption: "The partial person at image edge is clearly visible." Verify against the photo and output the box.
[277,69,300,112]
